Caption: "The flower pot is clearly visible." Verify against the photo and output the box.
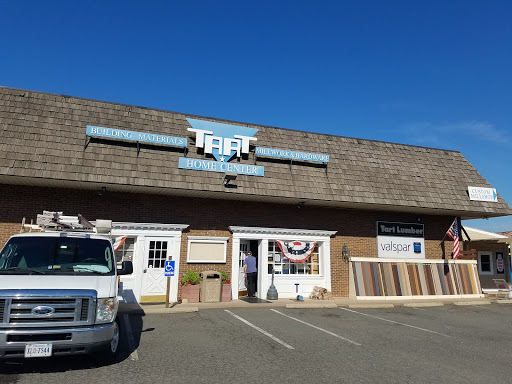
[181,284,200,303]
[221,284,232,302]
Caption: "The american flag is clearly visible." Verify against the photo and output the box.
[446,218,460,259]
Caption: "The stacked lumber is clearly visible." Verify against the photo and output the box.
[309,286,333,300]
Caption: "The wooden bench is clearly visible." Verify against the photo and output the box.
[457,249,477,260]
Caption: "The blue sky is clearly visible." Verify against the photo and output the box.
[1,1,511,232]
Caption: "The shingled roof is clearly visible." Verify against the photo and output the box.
[0,86,511,219]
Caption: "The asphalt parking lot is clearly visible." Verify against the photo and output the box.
[1,303,511,383]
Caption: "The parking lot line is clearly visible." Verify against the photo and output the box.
[270,309,362,346]
[224,310,295,350]
[339,307,451,337]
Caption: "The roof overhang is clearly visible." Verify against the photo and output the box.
[1,174,510,220]
[229,226,337,238]
[462,226,512,245]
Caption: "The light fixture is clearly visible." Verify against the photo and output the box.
[223,172,237,186]
[342,245,350,261]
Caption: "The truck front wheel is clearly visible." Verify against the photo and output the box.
[97,320,120,363]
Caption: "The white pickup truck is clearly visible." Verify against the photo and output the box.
[0,231,133,361]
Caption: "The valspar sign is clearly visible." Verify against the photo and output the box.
[377,221,425,259]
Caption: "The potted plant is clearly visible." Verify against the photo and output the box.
[220,270,231,302]
[181,271,200,303]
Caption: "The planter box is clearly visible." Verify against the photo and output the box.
[181,284,200,303]
[221,284,232,302]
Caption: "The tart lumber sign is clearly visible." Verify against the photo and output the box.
[377,221,425,259]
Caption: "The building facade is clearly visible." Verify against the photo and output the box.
[462,227,511,289]
[1,87,511,302]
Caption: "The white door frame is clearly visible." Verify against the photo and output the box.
[112,222,188,303]
[238,240,251,295]
[140,236,175,299]
[229,226,337,300]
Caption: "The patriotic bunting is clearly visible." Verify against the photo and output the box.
[446,219,460,259]
[277,241,316,263]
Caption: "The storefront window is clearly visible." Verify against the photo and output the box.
[267,241,319,275]
[478,253,492,274]
[480,255,491,272]
[114,237,135,264]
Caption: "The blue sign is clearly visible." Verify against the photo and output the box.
[164,260,175,277]
[255,147,329,163]
[178,157,264,176]
[86,125,187,147]
[186,119,258,162]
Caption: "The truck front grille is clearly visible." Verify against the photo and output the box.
[0,299,5,323]
[7,333,72,342]
[0,293,95,328]
[80,299,89,321]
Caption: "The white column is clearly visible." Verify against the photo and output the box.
[258,239,269,299]
[323,240,332,292]
[231,237,240,300]
[171,234,182,303]
[134,235,146,302]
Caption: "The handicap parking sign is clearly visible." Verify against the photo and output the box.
[164,260,175,277]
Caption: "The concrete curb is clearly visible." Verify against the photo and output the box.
[348,304,395,309]
[403,302,445,307]
[128,297,497,314]
[286,303,337,309]
[143,306,199,314]
[453,301,491,306]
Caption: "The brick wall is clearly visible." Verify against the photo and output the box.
[0,183,456,297]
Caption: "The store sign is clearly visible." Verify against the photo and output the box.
[186,118,258,161]
[86,125,187,147]
[255,147,329,163]
[180,118,264,176]
[468,186,497,202]
[178,158,264,176]
[377,221,425,259]
[181,118,331,176]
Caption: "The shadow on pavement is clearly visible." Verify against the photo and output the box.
[0,303,147,375]
[238,296,272,304]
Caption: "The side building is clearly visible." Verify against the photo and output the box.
[1,87,511,302]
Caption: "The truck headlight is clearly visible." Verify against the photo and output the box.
[96,297,118,324]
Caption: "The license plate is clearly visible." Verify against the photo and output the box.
[24,343,52,358]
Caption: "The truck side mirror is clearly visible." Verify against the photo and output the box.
[118,261,133,275]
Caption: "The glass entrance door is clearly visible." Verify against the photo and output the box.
[238,240,250,297]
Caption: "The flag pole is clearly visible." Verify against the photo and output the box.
[454,217,461,259]
[460,223,471,242]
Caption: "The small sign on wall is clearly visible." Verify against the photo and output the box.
[496,252,505,274]
[468,186,497,202]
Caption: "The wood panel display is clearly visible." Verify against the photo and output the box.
[352,259,481,297]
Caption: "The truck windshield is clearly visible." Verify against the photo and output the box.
[0,236,114,275]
